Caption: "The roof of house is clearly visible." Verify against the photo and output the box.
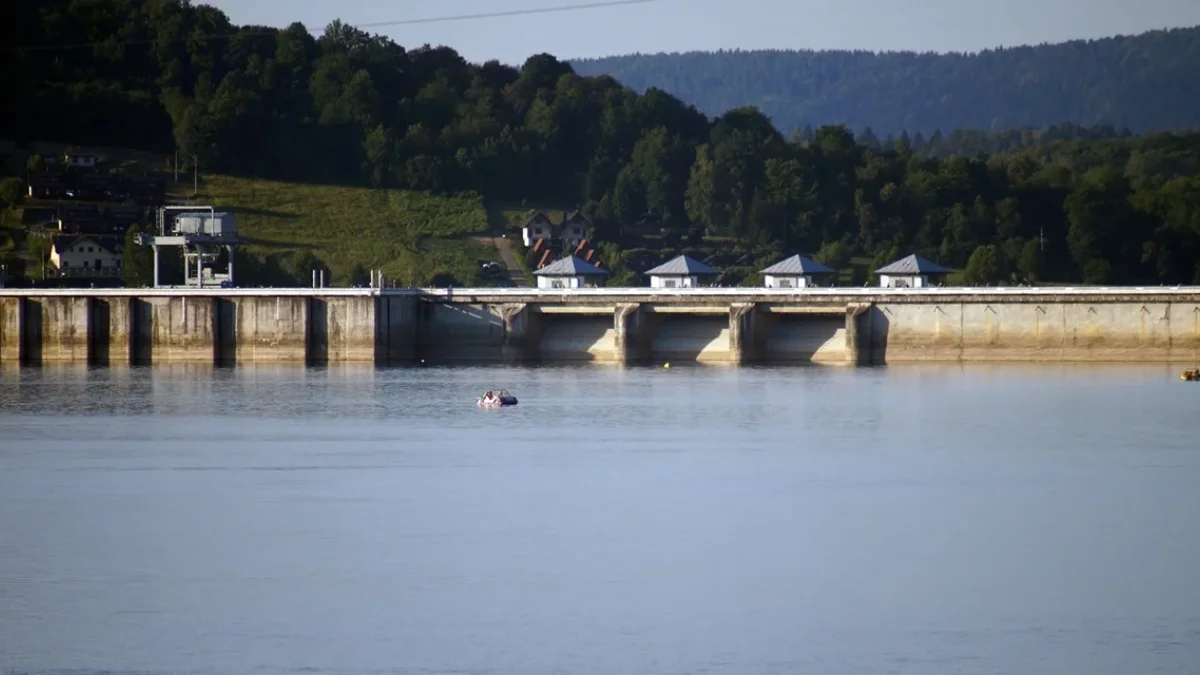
[51,235,121,255]
[523,211,553,227]
[562,210,589,226]
[646,254,720,276]
[533,255,608,276]
[875,253,950,275]
[524,210,591,229]
[760,254,834,275]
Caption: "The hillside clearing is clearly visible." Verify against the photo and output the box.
[199,175,493,286]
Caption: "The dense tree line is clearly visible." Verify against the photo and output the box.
[583,119,1200,287]
[571,26,1200,138]
[1,1,1199,286]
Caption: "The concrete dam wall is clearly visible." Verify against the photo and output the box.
[2,288,1199,366]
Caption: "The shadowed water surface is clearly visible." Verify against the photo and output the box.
[1,363,1199,675]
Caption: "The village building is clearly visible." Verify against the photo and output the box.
[64,153,99,169]
[49,235,123,276]
[521,210,591,249]
[875,254,949,288]
[759,254,836,288]
[533,255,609,289]
[645,254,720,288]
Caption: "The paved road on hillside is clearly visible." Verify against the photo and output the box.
[488,235,529,287]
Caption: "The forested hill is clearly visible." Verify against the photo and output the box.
[569,26,1200,137]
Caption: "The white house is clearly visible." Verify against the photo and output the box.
[521,210,591,248]
[760,254,835,288]
[521,211,555,247]
[875,253,949,288]
[533,255,608,289]
[50,235,123,275]
[645,254,720,288]
[64,153,98,169]
[560,211,589,247]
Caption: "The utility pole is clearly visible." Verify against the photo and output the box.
[174,150,179,183]
[192,155,198,196]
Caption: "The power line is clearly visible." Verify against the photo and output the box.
[1,0,663,54]
[355,0,660,28]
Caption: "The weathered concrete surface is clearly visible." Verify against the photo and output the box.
[91,297,133,365]
[870,301,1200,363]
[319,296,376,362]
[375,295,418,363]
[0,297,19,363]
[2,288,1199,365]
[614,303,646,363]
[537,314,618,361]
[14,297,90,363]
[418,302,508,361]
[147,296,216,363]
[649,314,734,363]
[758,314,848,364]
[232,296,308,364]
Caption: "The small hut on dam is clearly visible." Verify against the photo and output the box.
[646,255,720,288]
[759,254,836,288]
[534,255,609,289]
[876,254,949,288]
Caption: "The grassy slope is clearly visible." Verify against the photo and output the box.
[199,175,492,286]
[3,140,500,286]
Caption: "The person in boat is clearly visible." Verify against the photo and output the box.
[483,390,495,403]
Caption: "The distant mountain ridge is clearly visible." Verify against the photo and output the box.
[569,26,1200,137]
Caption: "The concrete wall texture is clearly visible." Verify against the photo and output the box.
[868,301,1200,362]
[1,289,1198,366]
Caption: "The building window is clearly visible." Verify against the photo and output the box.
[551,279,565,289]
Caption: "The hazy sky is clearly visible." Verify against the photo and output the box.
[204,0,1200,65]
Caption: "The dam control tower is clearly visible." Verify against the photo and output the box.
[137,205,242,288]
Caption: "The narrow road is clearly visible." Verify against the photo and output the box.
[492,236,530,287]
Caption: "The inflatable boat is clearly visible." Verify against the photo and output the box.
[477,389,518,407]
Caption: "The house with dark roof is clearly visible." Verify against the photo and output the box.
[64,153,99,169]
[645,254,720,288]
[520,210,591,249]
[533,255,609,289]
[760,254,835,288]
[875,254,949,288]
[49,235,123,277]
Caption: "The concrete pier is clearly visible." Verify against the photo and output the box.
[1,287,1198,366]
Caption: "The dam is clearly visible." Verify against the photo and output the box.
[1,287,1199,366]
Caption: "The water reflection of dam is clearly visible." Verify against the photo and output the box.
[2,287,1199,365]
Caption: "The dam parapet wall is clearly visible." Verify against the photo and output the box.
[2,287,1198,366]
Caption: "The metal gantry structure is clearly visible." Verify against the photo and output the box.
[136,205,242,288]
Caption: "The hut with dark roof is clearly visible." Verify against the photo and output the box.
[760,254,835,288]
[645,255,719,288]
[875,254,949,288]
[533,255,609,289]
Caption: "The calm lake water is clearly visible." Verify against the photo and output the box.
[1,363,1199,675]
